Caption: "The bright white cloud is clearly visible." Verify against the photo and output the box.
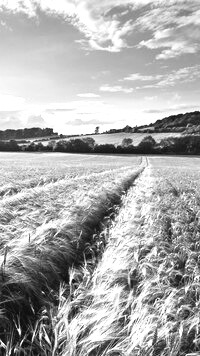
[77,93,100,98]
[0,0,36,17]
[139,34,199,60]
[100,85,134,93]
[135,2,200,59]
[122,73,162,81]
[1,0,199,57]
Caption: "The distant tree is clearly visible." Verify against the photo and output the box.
[35,142,45,151]
[137,135,156,153]
[121,138,133,148]
[158,137,176,153]
[93,144,116,153]
[0,127,56,140]
[54,138,92,153]
[82,137,96,149]
[0,140,20,151]
[25,142,36,152]
[46,140,55,151]
[123,125,132,133]
[172,136,200,154]
[95,126,99,134]
[54,140,68,152]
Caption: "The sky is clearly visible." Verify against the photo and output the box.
[0,0,200,135]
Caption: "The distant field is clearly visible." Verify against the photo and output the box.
[89,131,180,145]
[0,152,200,355]
[76,131,181,146]
[39,131,180,146]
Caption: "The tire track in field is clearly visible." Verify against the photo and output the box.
[78,156,149,264]
[74,158,148,263]
[0,161,146,350]
[53,159,154,356]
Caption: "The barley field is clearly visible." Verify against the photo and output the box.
[0,152,200,356]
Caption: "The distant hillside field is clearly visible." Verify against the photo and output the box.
[39,132,181,147]
[82,132,181,146]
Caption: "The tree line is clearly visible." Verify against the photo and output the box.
[0,127,56,140]
[0,135,200,155]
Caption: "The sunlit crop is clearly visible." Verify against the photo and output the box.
[0,153,200,356]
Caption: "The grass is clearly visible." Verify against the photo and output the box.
[0,153,200,355]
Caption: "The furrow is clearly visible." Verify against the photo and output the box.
[0,164,145,352]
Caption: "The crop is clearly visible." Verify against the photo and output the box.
[0,153,200,356]
[0,152,143,354]
[51,157,200,356]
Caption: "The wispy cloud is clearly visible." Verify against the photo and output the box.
[139,33,199,60]
[77,93,100,98]
[122,73,162,81]
[27,114,46,127]
[45,108,75,113]
[144,96,158,101]
[65,118,112,126]
[0,113,24,129]
[122,65,200,89]
[1,0,134,52]
[144,104,200,114]
[135,1,200,59]
[1,0,199,57]
[100,85,134,93]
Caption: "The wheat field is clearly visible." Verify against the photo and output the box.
[0,152,200,355]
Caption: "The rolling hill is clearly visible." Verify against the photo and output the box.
[136,110,200,133]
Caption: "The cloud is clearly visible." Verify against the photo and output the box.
[139,33,199,60]
[26,115,46,127]
[144,104,200,114]
[122,73,162,81]
[151,65,200,88]
[122,65,200,89]
[46,108,75,113]
[0,112,46,129]
[1,0,134,52]
[135,1,200,59]
[0,111,24,129]
[143,109,164,114]
[144,96,158,101]
[0,0,36,17]
[100,85,134,93]
[66,118,112,126]
[0,20,12,31]
[1,0,200,57]
[77,93,100,98]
